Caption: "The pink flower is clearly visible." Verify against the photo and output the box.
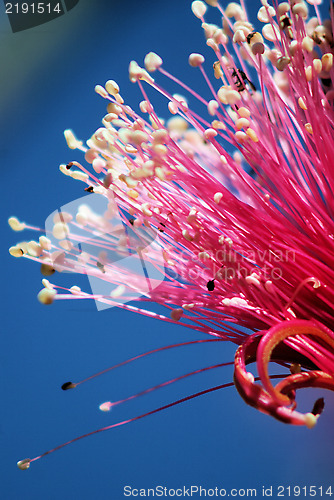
[11,0,334,468]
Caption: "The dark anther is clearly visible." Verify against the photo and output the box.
[40,263,56,276]
[85,186,94,193]
[311,397,325,416]
[280,16,291,29]
[158,222,166,233]
[66,162,74,170]
[321,78,332,87]
[207,280,215,291]
[232,69,256,92]
[312,33,322,45]
[246,32,256,44]
[232,69,246,92]
[129,218,135,225]
[61,382,76,391]
[97,261,106,273]
[249,81,256,91]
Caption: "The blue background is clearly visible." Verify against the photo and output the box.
[1,1,334,499]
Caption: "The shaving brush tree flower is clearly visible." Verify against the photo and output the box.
[9,0,334,469]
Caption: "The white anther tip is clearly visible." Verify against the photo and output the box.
[214,192,223,204]
[64,129,82,150]
[191,1,207,18]
[99,402,113,412]
[144,52,163,72]
[8,217,25,231]
[189,53,205,67]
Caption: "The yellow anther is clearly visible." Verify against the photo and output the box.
[213,61,223,79]
[298,97,307,110]
[322,53,333,72]
[305,123,313,135]
[105,80,120,95]
[37,288,57,305]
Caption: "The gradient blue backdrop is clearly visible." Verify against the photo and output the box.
[2,1,334,499]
